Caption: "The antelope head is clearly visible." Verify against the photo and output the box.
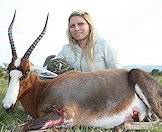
[2,11,51,111]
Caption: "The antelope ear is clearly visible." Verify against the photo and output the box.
[31,65,58,79]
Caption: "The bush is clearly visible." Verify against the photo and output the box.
[151,69,160,76]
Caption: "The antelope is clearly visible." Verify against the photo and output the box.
[2,11,162,131]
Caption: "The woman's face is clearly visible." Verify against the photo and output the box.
[69,16,90,42]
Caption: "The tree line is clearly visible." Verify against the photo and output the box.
[151,69,162,76]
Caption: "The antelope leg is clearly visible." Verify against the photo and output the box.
[22,112,63,131]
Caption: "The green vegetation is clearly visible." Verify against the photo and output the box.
[0,66,27,131]
[0,66,162,131]
[151,69,162,76]
[153,75,162,85]
[0,78,27,131]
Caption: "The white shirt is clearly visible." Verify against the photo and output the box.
[56,38,118,72]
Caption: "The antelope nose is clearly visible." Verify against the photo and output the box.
[2,103,14,112]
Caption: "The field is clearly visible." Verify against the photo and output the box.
[0,76,162,132]
[0,79,27,131]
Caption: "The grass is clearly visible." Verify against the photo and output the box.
[0,79,27,131]
[153,75,162,85]
[1,76,162,132]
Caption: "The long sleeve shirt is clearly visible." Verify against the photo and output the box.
[56,38,118,72]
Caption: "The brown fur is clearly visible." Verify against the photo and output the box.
[16,69,137,130]
[18,69,134,118]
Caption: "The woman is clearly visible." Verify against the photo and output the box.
[49,10,118,72]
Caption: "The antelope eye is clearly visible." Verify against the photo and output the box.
[20,76,23,81]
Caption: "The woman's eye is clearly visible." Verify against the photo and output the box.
[70,24,75,28]
[78,23,84,26]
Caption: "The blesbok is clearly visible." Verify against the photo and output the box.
[2,11,162,131]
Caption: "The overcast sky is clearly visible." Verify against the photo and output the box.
[0,0,162,67]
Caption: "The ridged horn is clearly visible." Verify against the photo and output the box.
[23,13,49,59]
[8,10,17,59]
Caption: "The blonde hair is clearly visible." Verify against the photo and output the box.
[67,10,97,66]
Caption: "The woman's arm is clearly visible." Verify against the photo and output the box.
[102,39,118,68]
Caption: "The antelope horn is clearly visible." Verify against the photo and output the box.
[23,13,49,59]
[8,10,17,59]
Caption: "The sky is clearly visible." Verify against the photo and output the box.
[0,0,162,67]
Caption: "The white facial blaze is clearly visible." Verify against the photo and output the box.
[14,58,21,67]
[2,70,22,110]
